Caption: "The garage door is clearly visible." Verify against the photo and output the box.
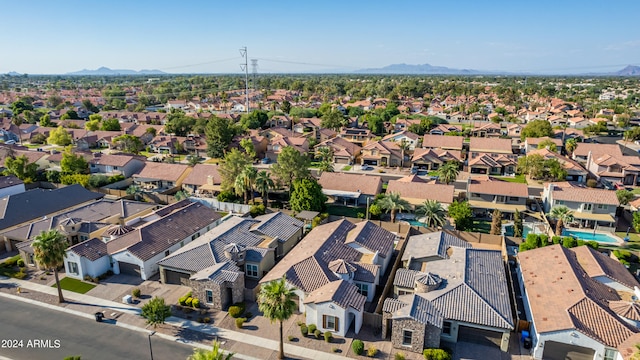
[119,262,141,276]
[164,269,190,285]
[542,341,595,360]
[457,325,503,348]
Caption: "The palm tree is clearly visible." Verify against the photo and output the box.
[415,200,446,228]
[315,146,334,163]
[188,340,233,360]
[258,277,297,360]
[126,184,143,201]
[255,170,274,207]
[397,139,411,168]
[32,230,69,303]
[437,161,460,185]
[241,166,258,204]
[550,205,574,236]
[378,192,411,223]
[234,166,258,204]
[317,160,334,175]
[565,138,577,156]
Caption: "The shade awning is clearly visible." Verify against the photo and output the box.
[468,200,527,213]
[571,212,615,223]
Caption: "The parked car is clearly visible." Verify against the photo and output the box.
[261,157,271,164]
[361,165,374,171]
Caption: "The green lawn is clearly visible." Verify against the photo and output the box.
[341,165,352,171]
[326,204,364,218]
[53,277,96,294]
[495,175,527,184]
[309,161,321,168]
[428,171,439,177]
[632,188,640,195]
[617,232,640,242]
[470,220,492,234]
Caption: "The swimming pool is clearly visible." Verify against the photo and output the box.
[503,224,532,238]
[562,229,620,244]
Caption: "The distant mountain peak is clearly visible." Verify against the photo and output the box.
[66,67,166,75]
[355,63,485,75]
[615,65,640,76]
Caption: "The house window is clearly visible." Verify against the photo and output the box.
[509,196,519,202]
[164,250,170,257]
[323,315,338,331]
[496,196,505,203]
[442,321,452,335]
[597,204,607,210]
[180,241,184,247]
[604,349,617,360]
[554,200,564,205]
[245,264,259,278]
[583,203,593,211]
[205,290,214,304]
[402,330,413,346]
[398,289,413,296]
[356,283,369,298]
[68,262,79,275]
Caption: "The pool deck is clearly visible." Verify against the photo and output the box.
[563,228,625,246]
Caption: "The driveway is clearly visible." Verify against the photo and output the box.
[84,274,190,307]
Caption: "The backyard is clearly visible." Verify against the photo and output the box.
[326,204,364,218]
[495,174,527,184]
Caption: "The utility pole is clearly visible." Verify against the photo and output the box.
[239,46,249,113]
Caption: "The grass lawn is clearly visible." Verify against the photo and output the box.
[326,204,364,218]
[470,220,492,234]
[309,161,321,168]
[204,158,221,164]
[632,188,640,195]
[428,171,439,177]
[382,183,388,190]
[495,175,527,184]
[617,232,640,242]
[341,165,352,171]
[53,277,96,294]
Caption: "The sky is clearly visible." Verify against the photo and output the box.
[2,0,640,75]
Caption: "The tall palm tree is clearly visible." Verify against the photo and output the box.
[188,340,234,360]
[315,146,334,163]
[255,170,274,208]
[32,230,69,303]
[437,161,460,185]
[378,192,411,223]
[234,166,257,204]
[126,184,143,201]
[258,277,297,360]
[565,138,577,156]
[241,166,258,204]
[415,200,446,228]
[550,205,574,236]
[317,160,334,175]
[397,139,411,168]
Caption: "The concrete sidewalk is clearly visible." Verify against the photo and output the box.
[0,277,349,360]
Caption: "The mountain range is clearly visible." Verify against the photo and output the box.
[615,65,640,76]
[354,63,640,76]
[66,67,167,75]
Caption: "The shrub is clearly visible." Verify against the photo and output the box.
[307,324,317,334]
[352,339,364,355]
[538,234,548,245]
[92,277,99,283]
[40,276,47,280]
[552,236,561,244]
[250,204,266,217]
[296,320,304,326]
[367,345,378,357]
[14,270,26,279]
[228,305,243,318]
[314,329,322,339]
[4,257,18,267]
[395,352,406,360]
[288,335,295,341]
[197,317,204,323]
[16,259,25,267]
[192,298,200,308]
[563,236,578,248]
[185,297,193,307]
[235,317,246,328]
[586,179,597,188]
[179,296,187,306]
[324,331,333,343]
[108,174,125,183]
[132,288,141,298]
[423,348,451,360]
[106,270,114,276]
[64,356,82,360]
[203,317,211,323]
[300,324,308,336]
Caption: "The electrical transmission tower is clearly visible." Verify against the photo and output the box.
[239,46,249,113]
[250,59,258,90]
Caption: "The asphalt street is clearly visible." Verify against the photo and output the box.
[0,299,195,360]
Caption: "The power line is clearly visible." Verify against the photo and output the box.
[239,47,249,113]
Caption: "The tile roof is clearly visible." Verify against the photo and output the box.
[386,180,454,204]
[303,279,366,312]
[411,148,462,164]
[89,154,137,167]
[572,246,640,290]
[133,162,190,182]
[421,135,464,150]
[318,172,382,196]
[573,143,623,158]
[519,245,636,347]
[251,212,304,243]
[315,137,361,157]
[345,221,395,259]
[0,175,22,190]
[401,231,472,263]
[382,297,406,313]
[394,268,421,288]
[182,164,222,186]
[391,294,444,328]
[549,183,619,205]
[469,177,528,198]
[469,137,512,153]
[609,301,640,321]
[68,238,108,261]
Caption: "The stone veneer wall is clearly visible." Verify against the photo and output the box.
[186,274,245,310]
[390,318,441,354]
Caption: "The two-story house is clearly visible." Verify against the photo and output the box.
[338,128,376,146]
[314,136,361,165]
[381,131,421,151]
[361,141,403,167]
[467,176,528,218]
[542,182,619,230]
[181,164,222,196]
[468,138,517,176]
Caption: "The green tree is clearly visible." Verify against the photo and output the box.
[239,138,257,159]
[61,148,89,175]
[11,99,33,115]
[415,200,446,228]
[85,119,100,131]
[206,116,236,158]
[100,118,121,131]
[513,209,523,238]
[255,170,275,207]
[32,230,68,303]
[397,139,410,168]
[82,99,99,113]
[448,201,473,231]
[126,184,143,201]
[47,126,73,146]
[536,139,557,152]
[140,296,172,329]
[239,110,268,129]
[521,120,553,140]
[290,178,327,212]
[187,340,234,360]
[31,132,47,144]
[281,100,291,115]
[112,134,143,154]
[317,160,334,175]
[165,110,195,136]
[187,155,201,167]
[633,211,640,233]
[271,146,310,194]
[219,149,251,192]
[550,205,574,236]
[258,277,297,360]
[490,209,502,235]
[378,192,410,223]
[3,155,38,182]
[315,146,334,163]
[616,189,634,206]
[565,138,578,155]
[39,114,54,127]
[368,203,382,219]
[234,166,257,204]
[320,110,346,130]
[437,161,459,185]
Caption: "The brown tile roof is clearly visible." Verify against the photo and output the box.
[68,238,107,261]
[318,172,382,196]
[469,137,512,154]
[182,164,222,186]
[550,184,619,205]
[133,162,190,182]
[421,135,464,150]
[303,279,366,311]
[572,246,640,289]
[527,148,586,173]
[386,180,454,204]
[525,136,563,147]
[315,137,361,157]
[411,148,462,164]
[573,143,623,158]
[89,154,136,167]
[469,177,528,197]
[519,245,636,347]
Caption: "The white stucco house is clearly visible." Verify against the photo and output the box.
[303,280,365,337]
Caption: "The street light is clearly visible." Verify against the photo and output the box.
[148,331,156,360]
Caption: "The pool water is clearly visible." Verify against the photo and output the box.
[562,229,619,243]
[503,225,532,238]
[405,219,429,227]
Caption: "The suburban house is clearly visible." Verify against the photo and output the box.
[386,176,455,208]
[468,152,518,176]
[523,137,563,154]
[572,143,622,165]
[429,124,462,136]
[318,172,382,206]
[421,135,464,152]
[467,176,528,217]
[542,182,619,230]
[586,152,640,187]
[338,128,376,146]
[383,231,513,353]
[157,212,303,309]
[132,162,191,192]
[181,164,222,196]
[261,219,397,337]
[0,185,104,252]
[470,122,502,138]
[314,137,361,165]
[411,148,462,172]
[382,131,421,150]
[361,141,403,167]
[0,175,25,198]
[89,153,145,178]
[527,148,588,183]
[64,200,224,281]
[469,137,514,156]
[518,244,639,360]
[265,137,309,162]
